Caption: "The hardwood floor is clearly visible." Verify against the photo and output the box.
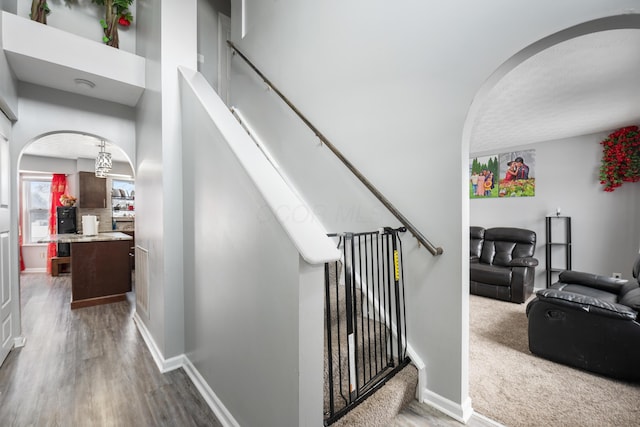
[0,273,222,427]
[1,273,498,427]
[393,401,500,427]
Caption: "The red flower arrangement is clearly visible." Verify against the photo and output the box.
[599,126,640,192]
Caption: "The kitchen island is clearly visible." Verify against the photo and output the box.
[39,232,133,309]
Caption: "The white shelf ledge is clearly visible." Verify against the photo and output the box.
[1,12,145,106]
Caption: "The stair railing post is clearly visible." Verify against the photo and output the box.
[324,262,335,418]
[390,228,404,364]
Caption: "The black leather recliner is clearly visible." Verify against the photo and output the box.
[527,256,640,381]
[470,227,539,303]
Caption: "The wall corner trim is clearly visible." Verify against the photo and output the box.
[421,389,474,424]
[132,311,181,373]
[132,311,239,426]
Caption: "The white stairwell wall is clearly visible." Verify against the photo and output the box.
[179,67,339,427]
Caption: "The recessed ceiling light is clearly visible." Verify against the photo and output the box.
[74,78,96,88]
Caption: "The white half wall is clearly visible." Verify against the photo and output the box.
[470,131,640,285]
[15,1,137,54]
[180,70,314,427]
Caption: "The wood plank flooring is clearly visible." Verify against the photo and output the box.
[393,401,501,427]
[1,273,499,427]
[0,273,222,427]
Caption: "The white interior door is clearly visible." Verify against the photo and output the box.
[0,112,13,366]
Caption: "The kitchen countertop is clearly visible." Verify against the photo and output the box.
[38,232,133,244]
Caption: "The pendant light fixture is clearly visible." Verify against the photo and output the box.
[95,140,112,178]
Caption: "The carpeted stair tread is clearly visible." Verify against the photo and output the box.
[329,363,418,427]
[323,316,395,415]
[325,280,365,324]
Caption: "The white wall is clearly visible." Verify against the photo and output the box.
[227,0,640,414]
[197,0,231,90]
[0,8,17,118]
[0,0,16,14]
[134,0,197,360]
[16,0,137,53]
[0,1,15,13]
[22,245,47,271]
[20,154,76,175]
[181,78,307,426]
[13,83,136,162]
[135,0,166,355]
[20,155,132,176]
[470,131,640,285]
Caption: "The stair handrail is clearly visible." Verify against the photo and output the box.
[227,41,443,256]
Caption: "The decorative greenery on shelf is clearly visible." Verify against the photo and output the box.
[30,0,51,24]
[599,125,640,192]
[91,0,134,48]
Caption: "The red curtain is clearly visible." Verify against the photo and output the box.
[47,174,67,273]
[19,207,25,272]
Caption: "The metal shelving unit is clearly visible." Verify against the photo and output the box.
[545,215,572,288]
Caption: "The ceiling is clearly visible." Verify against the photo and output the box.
[22,133,130,163]
[471,28,640,152]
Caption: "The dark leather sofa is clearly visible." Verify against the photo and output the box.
[527,256,640,381]
[470,227,538,303]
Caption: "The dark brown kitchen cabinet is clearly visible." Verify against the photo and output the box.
[70,239,132,309]
[79,171,107,208]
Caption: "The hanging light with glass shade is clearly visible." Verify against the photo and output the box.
[95,140,112,178]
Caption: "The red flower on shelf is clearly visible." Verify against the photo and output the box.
[599,126,640,192]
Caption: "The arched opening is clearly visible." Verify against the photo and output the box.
[462,14,640,425]
[16,130,135,328]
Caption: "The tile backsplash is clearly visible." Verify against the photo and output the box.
[77,208,134,232]
[77,207,113,233]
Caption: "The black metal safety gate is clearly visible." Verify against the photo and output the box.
[324,227,410,425]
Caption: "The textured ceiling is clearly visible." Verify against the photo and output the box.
[22,133,130,163]
[471,29,640,152]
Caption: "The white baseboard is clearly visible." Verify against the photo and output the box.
[406,345,426,400]
[132,311,183,373]
[182,357,241,427]
[421,389,473,424]
[132,311,240,427]
[22,268,46,273]
[470,411,505,427]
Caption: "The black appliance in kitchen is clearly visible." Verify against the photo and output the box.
[56,206,76,257]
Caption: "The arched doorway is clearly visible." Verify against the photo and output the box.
[16,131,135,341]
[18,131,134,272]
[462,14,640,425]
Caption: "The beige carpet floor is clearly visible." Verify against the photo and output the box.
[470,294,640,427]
